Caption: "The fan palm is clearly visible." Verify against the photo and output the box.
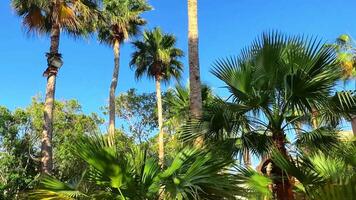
[11,0,99,174]
[187,32,354,199]
[165,84,214,129]
[130,28,184,167]
[30,135,242,199]
[98,0,151,144]
[272,139,356,200]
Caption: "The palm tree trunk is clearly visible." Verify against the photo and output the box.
[155,77,164,168]
[351,115,356,136]
[243,149,251,167]
[108,40,120,145]
[188,0,202,119]
[272,132,294,200]
[41,21,60,174]
[311,108,318,129]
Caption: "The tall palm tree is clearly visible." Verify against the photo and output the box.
[12,0,99,174]
[98,0,151,144]
[130,28,184,167]
[187,0,203,119]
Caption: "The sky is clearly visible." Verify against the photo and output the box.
[1,0,356,130]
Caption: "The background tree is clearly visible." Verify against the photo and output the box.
[165,84,214,129]
[0,107,37,200]
[114,88,158,143]
[130,28,184,167]
[331,34,356,135]
[11,0,99,174]
[0,98,103,199]
[98,0,151,144]
[187,0,203,119]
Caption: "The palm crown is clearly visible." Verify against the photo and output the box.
[98,0,151,45]
[130,28,184,82]
[211,32,343,136]
[12,0,99,35]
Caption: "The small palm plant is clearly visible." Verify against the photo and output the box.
[29,135,246,199]
[130,28,184,167]
[11,0,99,174]
[272,139,356,200]
[165,84,214,128]
[98,0,151,144]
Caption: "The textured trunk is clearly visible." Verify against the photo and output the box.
[311,108,318,129]
[351,115,356,136]
[272,132,294,200]
[243,149,251,167]
[155,77,164,168]
[41,5,60,174]
[188,0,202,119]
[108,40,120,145]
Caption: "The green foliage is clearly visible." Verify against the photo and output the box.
[183,32,353,154]
[114,88,158,143]
[98,0,151,45]
[272,140,356,199]
[0,106,38,199]
[130,27,184,82]
[329,34,356,78]
[165,84,215,128]
[11,0,99,36]
[31,135,243,199]
[0,98,102,199]
[235,167,272,199]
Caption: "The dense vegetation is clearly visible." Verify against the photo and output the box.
[1,0,356,199]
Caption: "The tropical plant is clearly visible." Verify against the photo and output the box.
[332,34,356,78]
[272,139,356,200]
[184,32,356,199]
[165,84,214,129]
[330,34,356,135]
[29,135,244,200]
[187,0,203,119]
[98,0,151,144]
[11,0,99,174]
[130,28,184,167]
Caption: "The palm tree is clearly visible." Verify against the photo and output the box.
[272,139,356,200]
[12,0,99,174]
[130,28,184,167]
[187,0,203,119]
[187,32,353,199]
[165,84,214,128]
[332,34,356,135]
[98,0,151,144]
[30,135,243,199]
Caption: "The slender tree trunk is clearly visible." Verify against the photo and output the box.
[188,0,202,119]
[41,10,60,174]
[351,115,356,136]
[108,40,120,145]
[311,108,318,129]
[243,149,251,167]
[155,77,164,168]
[272,132,294,200]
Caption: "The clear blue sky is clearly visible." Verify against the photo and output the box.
[1,0,355,123]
